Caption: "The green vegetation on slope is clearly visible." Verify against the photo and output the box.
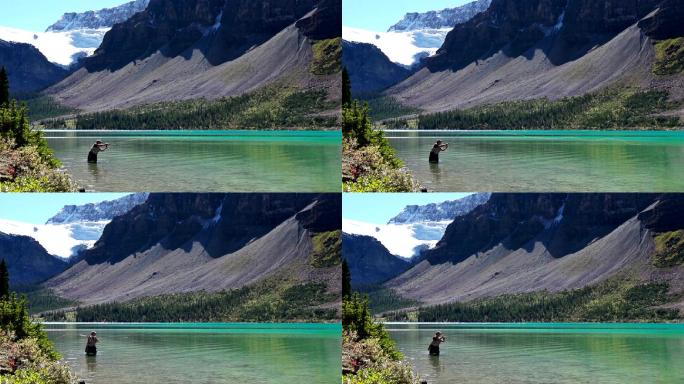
[0,261,77,384]
[361,95,421,122]
[14,94,78,121]
[383,87,682,130]
[311,230,342,268]
[40,85,339,130]
[311,38,342,75]
[342,68,418,192]
[0,70,76,192]
[363,287,420,315]
[42,280,338,323]
[17,287,78,315]
[653,230,684,268]
[385,277,681,323]
[654,38,684,76]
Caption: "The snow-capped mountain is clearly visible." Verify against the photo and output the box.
[342,193,490,258]
[388,0,491,32]
[0,193,147,259]
[342,0,491,67]
[46,0,149,32]
[48,193,148,224]
[389,193,491,224]
[0,0,149,66]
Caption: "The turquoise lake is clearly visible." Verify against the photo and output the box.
[44,323,341,384]
[44,130,341,192]
[387,322,684,384]
[386,130,684,192]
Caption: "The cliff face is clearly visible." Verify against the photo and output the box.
[85,0,329,71]
[0,40,69,93]
[425,193,657,264]
[0,232,68,287]
[427,0,670,71]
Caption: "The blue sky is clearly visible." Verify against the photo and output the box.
[0,0,128,31]
[344,0,472,31]
[0,193,129,224]
[343,193,473,224]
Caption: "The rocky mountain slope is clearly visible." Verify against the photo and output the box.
[46,0,150,32]
[0,232,68,287]
[380,193,684,310]
[342,233,411,287]
[0,39,69,93]
[0,193,147,259]
[45,194,341,306]
[46,0,341,113]
[389,193,491,224]
[387,0,684,113]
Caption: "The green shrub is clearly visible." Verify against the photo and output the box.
[653,230,684,268]
[311,230,342,268]
[654,38,684,75]
[311,38,342,75]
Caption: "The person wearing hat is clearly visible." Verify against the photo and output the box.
[88,141,109,163]
[429,140,449,163]
[85,331,99,356]
[428,331,446,356]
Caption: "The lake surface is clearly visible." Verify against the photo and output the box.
[44,130,341,192]
[44,323,341,384]
[387,322,684,384]
[386,130,684,192]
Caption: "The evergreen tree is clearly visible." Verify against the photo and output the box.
[342,67,351,105]
[342,258,351,298]
[0,259,9,299]
[0,67,9,106]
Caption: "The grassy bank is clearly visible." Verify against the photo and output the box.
[385,277,682,323]
[38,85,339,130]
[382,87,683,130]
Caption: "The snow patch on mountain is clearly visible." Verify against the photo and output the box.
[342,26,448,67]
[0,26,107,66]
[0,219,106,259]
[343,219,445,259]
[0,0,149,66]
[343,193,491,258]
[0,193,147,259]
[343,0,491,67]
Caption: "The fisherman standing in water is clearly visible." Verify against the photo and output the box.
[428,331,446,356]
[88,141,109,163]
[85,331,99,356]
[429,140,449,163]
